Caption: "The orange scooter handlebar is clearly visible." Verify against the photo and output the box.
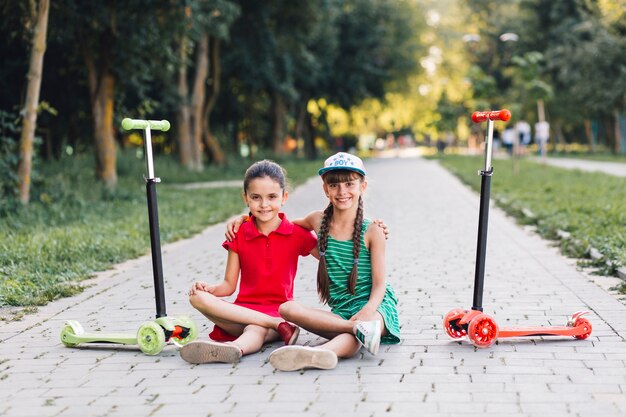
[471,109,511,123]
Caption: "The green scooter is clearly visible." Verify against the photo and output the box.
[60,118,197,355]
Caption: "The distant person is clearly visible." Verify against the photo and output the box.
[436,138,446,154]
[491,128,501,154]
[535,121,550,157]
[516,120,531,154]
[502,127,515,155]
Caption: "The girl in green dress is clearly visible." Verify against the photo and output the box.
[269,152,400,371]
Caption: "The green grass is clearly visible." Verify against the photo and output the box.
[547,152,626,163]
[0,151,323,308]
[432,154,625,275]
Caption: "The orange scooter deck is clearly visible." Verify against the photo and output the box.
[498,325,589,338]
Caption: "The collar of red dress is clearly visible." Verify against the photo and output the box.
[243,213,294,240]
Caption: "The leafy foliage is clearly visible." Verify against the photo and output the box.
[0,110,21,212]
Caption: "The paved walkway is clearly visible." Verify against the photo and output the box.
[529,156,626,177]
[1,157,624,417]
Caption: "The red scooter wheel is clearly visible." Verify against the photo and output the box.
[443,309,468,339]
[468,314,499,348]
[573,317,592,340]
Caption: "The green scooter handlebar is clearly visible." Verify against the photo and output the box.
[121,118,170,132]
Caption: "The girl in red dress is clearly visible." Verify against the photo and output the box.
[180,160,318,364]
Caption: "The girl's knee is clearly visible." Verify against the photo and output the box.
[278,301,299,320]
[189,291,216,310]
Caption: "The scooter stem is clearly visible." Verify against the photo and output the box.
[472,118,495,311]
[472,173,491,311]
[146,178,167,318]
[484,119,494,172]
[145,128,156,180]
[120,118,172,319]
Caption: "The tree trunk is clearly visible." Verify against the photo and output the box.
[296,98,316,159]
[17,0,49,205]
[583,119,595,153]
[537,99,545,122]
[305,109,317,159]
[190,33,209,171]
[81,4,118,190]
[176,37,193,169]
[271,90,287,154]
[91,71,117,189]
[613,109,621,154]
[84,45,117,189]
[202,35,225,165]
[554,121,564,146]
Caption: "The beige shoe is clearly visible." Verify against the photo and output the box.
[269,346,338,371]
[180,341,242,364]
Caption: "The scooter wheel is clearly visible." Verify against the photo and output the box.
[172,315,198,346]
[60,320,84,348]
[573,317,592,340]
[468,314,498,348]
[137,321,166,355]
[443,309,467,339]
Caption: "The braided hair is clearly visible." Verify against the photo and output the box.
[316,203,334,303]
[316,170,365,304]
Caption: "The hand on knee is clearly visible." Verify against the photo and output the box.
[189,291,216,310]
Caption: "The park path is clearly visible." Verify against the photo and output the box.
[0,156,624,417]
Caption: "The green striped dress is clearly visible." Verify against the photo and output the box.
[325,219,400,344]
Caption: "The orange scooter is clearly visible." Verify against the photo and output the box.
[443,110,592,348]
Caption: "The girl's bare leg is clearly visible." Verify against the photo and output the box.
[316,333,361,358]
[279,301,353,339]
[189,292,283,337]
[231,325,280,355]
[279,301,387,358]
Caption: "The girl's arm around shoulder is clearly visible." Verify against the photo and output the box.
[365,220,387,252]
[292,210,323,233]
[225,214,250,241]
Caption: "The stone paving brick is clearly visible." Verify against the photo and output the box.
[1,156,624,416]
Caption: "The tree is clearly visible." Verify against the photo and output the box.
[17,0,50,204]
[52,1,182,189]
[175,0,239,170]
[307,0,423,156]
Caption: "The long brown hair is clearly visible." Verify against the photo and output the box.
[316,170,365,303]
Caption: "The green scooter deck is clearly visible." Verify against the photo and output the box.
[62,331,137,346]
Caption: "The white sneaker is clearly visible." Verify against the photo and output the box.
[269,346,338,371]
[353,320,381,355]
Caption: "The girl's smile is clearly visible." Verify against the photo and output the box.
[324,179,365,210]
[243,176,288,232]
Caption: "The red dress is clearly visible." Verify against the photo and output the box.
[210,213,317,341]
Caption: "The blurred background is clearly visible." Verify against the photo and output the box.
[1,0,624,310]
[2,0,625,199]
